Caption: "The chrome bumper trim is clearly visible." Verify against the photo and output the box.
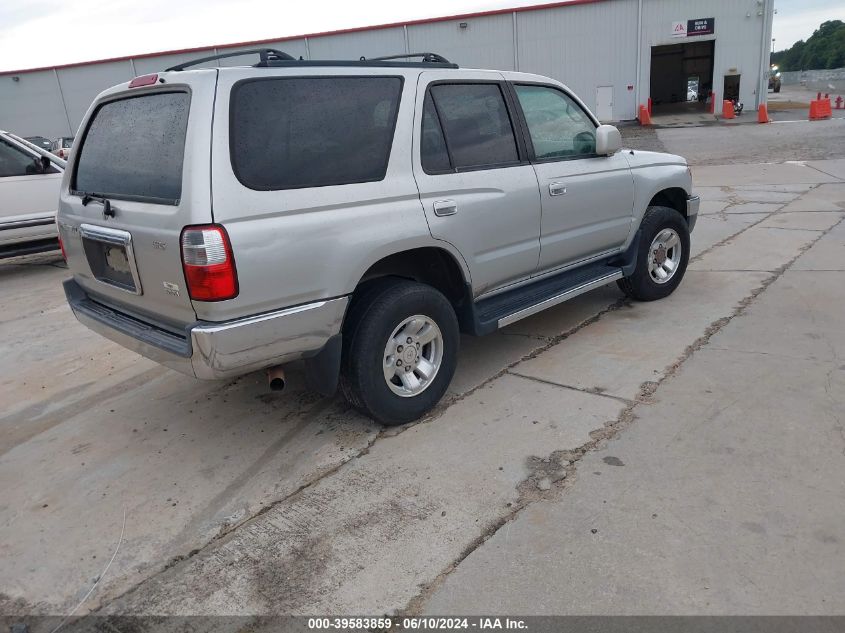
[64,279,348,380]
[190,298,348,379]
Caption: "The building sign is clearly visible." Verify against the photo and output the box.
[671,18,715,38]
[688,18,715,36]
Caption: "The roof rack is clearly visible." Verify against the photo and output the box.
[165,48,459,72]
[165,48,295,71]
[361,52,453,64]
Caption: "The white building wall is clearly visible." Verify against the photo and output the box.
[1,71,72,138]
[516,0,639,121]
[407,13,516,72]
[0,0,773,137]
[308,28,406,60]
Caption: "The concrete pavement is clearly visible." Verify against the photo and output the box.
[425,216,845,615]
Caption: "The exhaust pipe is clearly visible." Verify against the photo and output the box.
[267,366,286,392]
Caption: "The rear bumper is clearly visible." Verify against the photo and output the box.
[686,195,700,232]
[64,279,348,379]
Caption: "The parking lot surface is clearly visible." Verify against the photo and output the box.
[1,123,844,616]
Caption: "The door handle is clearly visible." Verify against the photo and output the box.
[433,200,457,216]
[549,182,567,196]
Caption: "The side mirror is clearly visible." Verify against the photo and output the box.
[595,124,622,156]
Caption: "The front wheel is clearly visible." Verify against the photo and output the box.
[617,206,690,301]
[340,280,459,425]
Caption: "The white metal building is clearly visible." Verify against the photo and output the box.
[0,0,774,138]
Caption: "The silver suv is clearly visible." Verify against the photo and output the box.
[58,49,699,425]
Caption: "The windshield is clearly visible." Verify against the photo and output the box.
[73,91,189,203]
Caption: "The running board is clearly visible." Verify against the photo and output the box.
[498,270,622,327]
[464,259,625,335]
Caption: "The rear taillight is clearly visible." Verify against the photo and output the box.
[57,233,67,261]
[180,225,238,301]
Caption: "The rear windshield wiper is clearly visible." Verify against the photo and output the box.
[80,192,115,218]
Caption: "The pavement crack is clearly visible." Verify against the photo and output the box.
[691,207,783,263]
[760,225,825,232]
[507,371,636,405]
[804,163,845,181]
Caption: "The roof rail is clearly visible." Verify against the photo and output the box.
[361,52,453,64]
[165,48,295,71]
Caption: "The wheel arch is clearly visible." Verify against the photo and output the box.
[356,246,469,305]
[648,187,688,220]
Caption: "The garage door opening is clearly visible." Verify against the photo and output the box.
[649,40,714,116]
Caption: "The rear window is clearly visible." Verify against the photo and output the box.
[230,76,402,191]
[74,91,190,204]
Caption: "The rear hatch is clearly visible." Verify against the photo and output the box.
[57,70,217,330]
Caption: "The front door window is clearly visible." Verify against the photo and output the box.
[513,85,596,160]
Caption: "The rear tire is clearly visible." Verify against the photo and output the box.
[340,279,459,426]
[617,205,690,301]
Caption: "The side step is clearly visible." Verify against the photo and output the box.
[470,259,624,334]
[0,238,60,260]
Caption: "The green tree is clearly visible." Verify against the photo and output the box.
[771,20,845,71]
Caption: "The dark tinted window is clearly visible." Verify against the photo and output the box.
[0,139,38,177]
[231,76,402,190]
[74,92,189,203]
[421,92,451,173]
[429,83,518,169]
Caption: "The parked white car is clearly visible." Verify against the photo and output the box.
[0,130,66,258]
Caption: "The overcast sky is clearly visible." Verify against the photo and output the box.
[1,0,842,73]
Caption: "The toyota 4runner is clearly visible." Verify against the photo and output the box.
[58,49,699,425]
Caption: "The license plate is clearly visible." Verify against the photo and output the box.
[105,245,131,275]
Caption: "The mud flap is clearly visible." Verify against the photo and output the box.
[611,229,642,277]
[304,334,342,397]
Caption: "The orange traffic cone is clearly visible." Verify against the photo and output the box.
[757,103,770,123]
[638,104,652,125]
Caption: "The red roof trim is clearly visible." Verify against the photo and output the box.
[0,0,608,76]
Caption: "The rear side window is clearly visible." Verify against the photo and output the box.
[428,83,519,170]
[74,92,189,204]
[230,76,402,190]
[420,92,451,173]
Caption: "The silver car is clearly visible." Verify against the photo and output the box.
[58,49,698,425]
